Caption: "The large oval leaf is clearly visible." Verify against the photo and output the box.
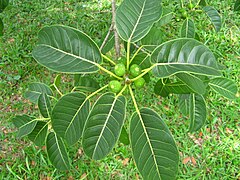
[28,121,48,146]
[209,77,238,99]
[38,93,52,118]
[12,115,37,138]
[151,39,221,78]
[52,92,90,146]
[189,94,206,132]
[130,108,179,179]
[25,82,53,103]
[116,0,162,43]
[32,25,102,73]
[46,132,70,171]
[181,18,195,38]
[203,6,222,32]
[83,93,126,160]
[154,78,170,97]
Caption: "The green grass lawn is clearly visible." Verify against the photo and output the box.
[0,0,239,179]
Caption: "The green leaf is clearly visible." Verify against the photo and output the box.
[199,0,207,7]
[189,94,206,132]
[151,39,221,78]
[181,18,195,38]
[157,8,173,26]
[54,74,61,89]
[203,6,222,32]
[83,93,126,160]
[119,126,130,145]
[99,30,114,54]
[28,121,48,146]
[165,82,194,94]
[32,25,102,74]
[141,27,163,50]
[209,77,238,99]
[0,0,9,13]
[234,0,240,11]
[25,82,53,103]
[179,94,190,116]
[46,132,70,171]
[176,73,206,95]
[38,93,52,118]
[130,108,179,179]
[52,92,90,146]
[154,78,170,97]
[130,53,151,69]
[0,18,3,36]
[12,115,37,138]
[116,0,162,42]
[74,75,100,93]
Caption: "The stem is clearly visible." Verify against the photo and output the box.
[133,43,151,56]
[53,84,63,96]
[116,85,127,97]
[101,54,116,65]
[96,64,122,80]
[86,84,109,100]
[112,0,120,58]
[128,85,140,114]
[100,24,113,51]
[131,64,156,82]
[180,0,184,8]
[127,40,131,70]
[130,45,143,64]
[38,118,51,121]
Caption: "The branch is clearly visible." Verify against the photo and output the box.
[112,0,121,58]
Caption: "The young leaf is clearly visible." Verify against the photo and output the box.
[0,18,3,36]
[74,75,100,93]
[32,25,102,74]
[151,39,221,78]
[25,82,53,103]
[0,0,8,13]
[179,94,190,116]
[116,0,162,42]
[209,77,238,99]
[234,0,240,11]
[46,132,70,171]
[176,73,206,95]
[28,121,48,146]
[38,93,51,118]
[83,93,126,160]
[52,92,90,146]
[154,78,170,97]
[189,94,206,132]
[130,108,179,180]
[119,126,130,145]
[12,115,37,138]
[181,18,195,38]
[203,6,222,32]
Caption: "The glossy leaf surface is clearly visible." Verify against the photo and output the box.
[32,25,102,73]
[46,132,70,170]
[189,94,206,132]
[151,39,221,78]
[83,93,126,160]
[28,121,48,146]
[209,77,238,99]
[203,6,222,32]
[25,83,53,103]
[130,108,179,180]
[116,0,162,42]
[52,92,90,145]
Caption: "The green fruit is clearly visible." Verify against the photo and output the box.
[188,3,194,9]
[181,11,188,18]
[130,64,141,77]
[109,80,122,93]
[114,63,126,77]
[134,77,145,88]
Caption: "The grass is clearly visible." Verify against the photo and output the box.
[0,0,239,179]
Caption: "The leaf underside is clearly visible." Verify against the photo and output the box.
[83,93,126,160]
[28,121,48,146]
[116,0,162,42]
[181,18,195,38]
[52,92,90,145]
[151,38,221,78]
[130,108,179,180]
[32,25,102,74]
